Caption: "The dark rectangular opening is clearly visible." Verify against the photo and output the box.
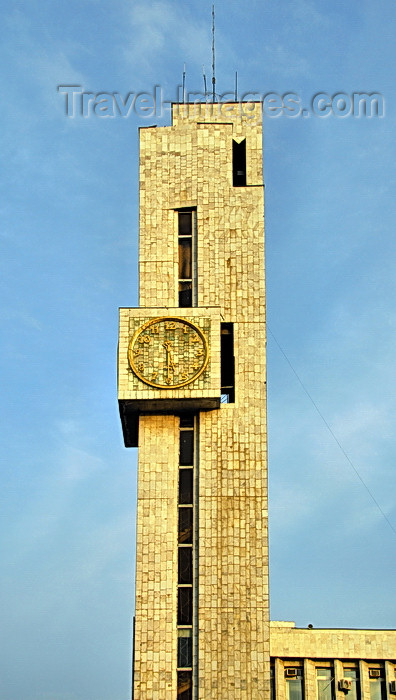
[179,281,192,307]
[179,469,193,504]
[270,663,275,700]
[177,632,193,669]
[233,139,246,186]
[178,212,192,235]
[178,238,192,279]
[179,414,195,429]
[178,547,193,584]
[178,508,193,543]
[221,322,235,403]
[178,209,195,308]
[178,587,193,625]
[177,670,192,698]
[179,430,194,465]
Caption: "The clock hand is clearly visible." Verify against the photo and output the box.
[163,341,175,380]
[168,350,175,375]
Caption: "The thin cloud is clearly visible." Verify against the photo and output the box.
[60,446,105,482]
[263,42,311,78]
[124,1,212,75]
[290,0,332,29]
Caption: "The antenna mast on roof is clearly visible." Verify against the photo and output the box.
[212,5,216,102]
[182,63,186,103]
[202,65,207,95]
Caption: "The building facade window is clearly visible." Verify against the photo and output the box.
[285,666,304,700]
[343,666,360,700]
[369,666,386,700]
[316,666,334,700]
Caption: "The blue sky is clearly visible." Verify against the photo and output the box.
[1,1,396,699]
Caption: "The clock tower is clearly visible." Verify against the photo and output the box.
[118,101,269,699]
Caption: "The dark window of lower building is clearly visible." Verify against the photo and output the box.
[344,667,360,700]
[369,667,386,700]
[270,664,275,700]
[316,667,334,700]
[285,667,304,700]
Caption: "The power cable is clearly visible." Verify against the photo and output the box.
[268,326,396,538]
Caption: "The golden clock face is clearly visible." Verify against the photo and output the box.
[128,317,209,388]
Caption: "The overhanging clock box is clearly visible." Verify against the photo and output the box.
[118,306,221,446]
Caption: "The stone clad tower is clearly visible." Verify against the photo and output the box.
[118,102,269,699]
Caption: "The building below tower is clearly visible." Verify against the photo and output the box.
[270,622,396,700]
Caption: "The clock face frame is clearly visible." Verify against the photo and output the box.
[128,317,210,389]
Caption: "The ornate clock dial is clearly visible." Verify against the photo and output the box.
[128,317,209,388]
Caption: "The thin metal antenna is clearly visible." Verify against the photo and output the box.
[211,5,216,102]
[202,65,207,95]
[235,71,238,102]
[182,63,186,103]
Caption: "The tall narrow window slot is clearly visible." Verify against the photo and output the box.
[232,138,246,186]
[176,413,197,695]
[221,323,235,403]
[178,209,196,307]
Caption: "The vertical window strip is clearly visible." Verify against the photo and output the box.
[177,209,197,308]
[221,322,235,403]
[192,414,199,700]
[177,413,196,700]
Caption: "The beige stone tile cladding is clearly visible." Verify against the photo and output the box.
[134,415,179,698]
[118,306,221,401]
[270,621,396,660]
